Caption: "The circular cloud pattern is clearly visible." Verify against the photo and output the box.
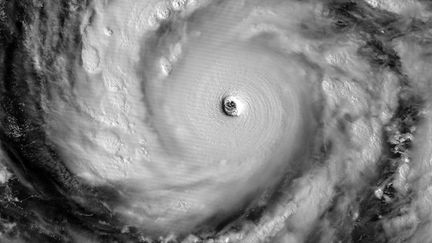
[134,40,309,232]
[1,0,432,242]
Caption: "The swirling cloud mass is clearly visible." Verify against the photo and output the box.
[0,0,432,242]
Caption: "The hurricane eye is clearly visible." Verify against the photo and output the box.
[222,95,244,117]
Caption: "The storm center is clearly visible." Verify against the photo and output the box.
[222,95,245,117]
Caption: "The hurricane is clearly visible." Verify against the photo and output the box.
[1,0,432,242]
